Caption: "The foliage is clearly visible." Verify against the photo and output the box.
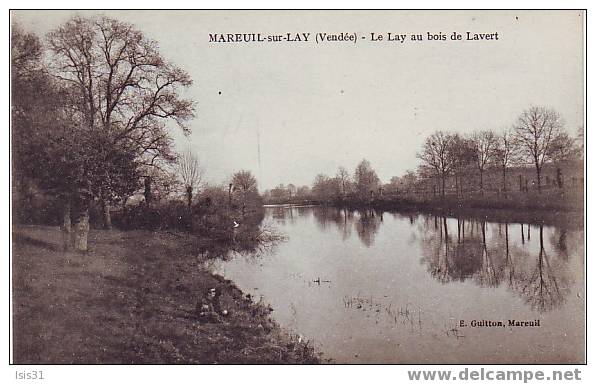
[354,159,380,199]
[44,15,194,216]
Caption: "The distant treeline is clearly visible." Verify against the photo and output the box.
[263,106,583,212]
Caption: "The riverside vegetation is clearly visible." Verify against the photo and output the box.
[11,17,320,364]
[11,15,583,364]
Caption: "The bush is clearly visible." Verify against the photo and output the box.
[112,200,190,231]
[13,193,62,226]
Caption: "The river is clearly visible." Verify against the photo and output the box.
[208,206,585,363]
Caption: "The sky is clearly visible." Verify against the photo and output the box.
[11,10,584,190]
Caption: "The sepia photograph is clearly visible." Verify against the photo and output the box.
[9,9,586,366]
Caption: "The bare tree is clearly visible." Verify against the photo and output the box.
[513,106,565,192]
[177,149,203,210]
[548,131,581,162]
[492,129,517,196]
[417,131,456,198]
[449,134,476,198]
[336,166,350,198]
[47,15,194,250]
[471,130,498,194]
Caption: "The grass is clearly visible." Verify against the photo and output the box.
[12,225,320,364]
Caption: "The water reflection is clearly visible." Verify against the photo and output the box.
[270,205,316,223]
[269,206,579,313]
[354,209,382,247]
[213,206,584,363]
[312,207,383,246]
[418,217,573,313]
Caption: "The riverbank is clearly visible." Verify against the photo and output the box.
[265,190,584,228]
[12,225,320,364]
[358,200,584,228]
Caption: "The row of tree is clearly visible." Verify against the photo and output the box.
[264,106,582,204]
[417,106,582,197]
[264,159,381,204]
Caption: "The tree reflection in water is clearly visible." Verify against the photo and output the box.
[418,216,575,313]
[311,207,383,246]
[513,225,565,312]
[267,206,577,313]
[354,209,382,247]
[310,207,383,243]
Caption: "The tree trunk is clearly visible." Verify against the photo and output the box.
[74,209,90,252]
[242,190,248,217]
[479,168,484,195]
[186,186,193,231]
[441,175,446,199]
[535,164,542,193]
[144,176,153,205]
[102,199,112,230]
[61,196,72,251]
[502,167,507,197]
[186,186,193,210]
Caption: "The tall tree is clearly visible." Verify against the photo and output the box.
[354,159,380,200]
[513,106,565,192]
[90,132,141,229]
[449,135,476,198]
[336,166,350,198]
[11,24,90,247]
[12,25,52,214]
[492,129,517,196]
[47,15,194,249]
[417,131,456,198]
[232,170,258,216]
[471,130,498,194]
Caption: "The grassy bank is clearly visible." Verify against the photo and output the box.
[12,225,320,364]
[265,196,583,229]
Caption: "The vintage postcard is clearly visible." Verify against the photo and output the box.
[10,9,585,366]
